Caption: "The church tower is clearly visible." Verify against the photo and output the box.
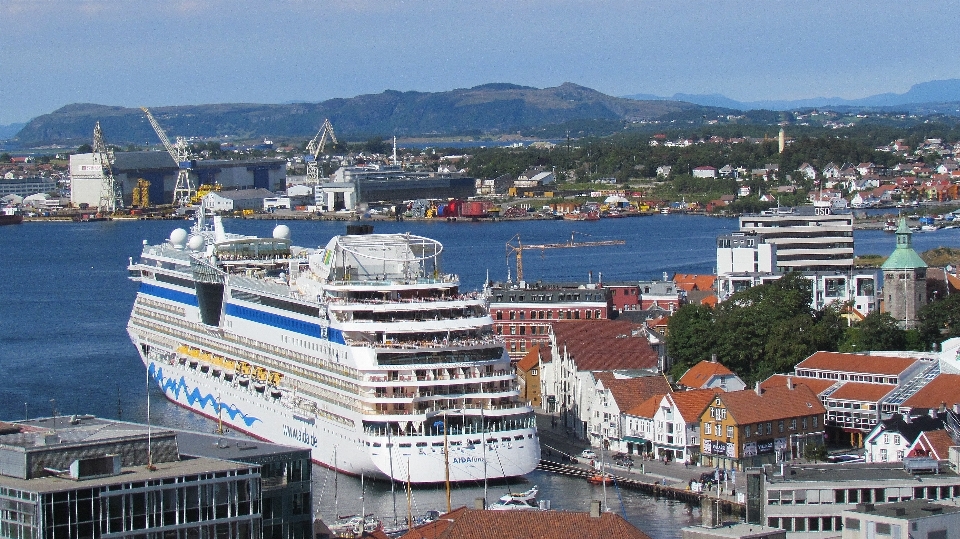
[881,217,927,329]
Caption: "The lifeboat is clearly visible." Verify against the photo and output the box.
[587,473,613,485]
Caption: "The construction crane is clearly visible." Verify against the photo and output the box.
[305,119,337,184]
[505,232,626,282]
[93,122,123,214]
[141,107,194,205]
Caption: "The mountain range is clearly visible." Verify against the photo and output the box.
[11,83,696,147]
[12,79,960,148]
[624,79,960,111]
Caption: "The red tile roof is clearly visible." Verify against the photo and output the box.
[902,374,960,410]
[668,388,722,422]
[718,384,826,425]
[909,429,955,460]
[594,372,672,414]
[552,320,659,371]
[827,382,896,402]
[399,506,651,539]
[761,374,837,396]
[626,394,666,419]
[517,346,541,372]
[678,360,735,389]
[674,274,716,292]
[795,351,919,376]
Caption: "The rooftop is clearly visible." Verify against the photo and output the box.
[767,462,959,485]
[595,372,672,414]
[679,360,736,389]
[761,374,836,396]
[552,320,659,371]
[827,382,896,402]
[844,498,960,519]
[717,384,825,425]
[399,506,651,539]
[901,374,960,410]
[795,351,921,377]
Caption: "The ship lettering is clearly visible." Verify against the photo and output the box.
[283,424,318,447]
[452,456,484,464]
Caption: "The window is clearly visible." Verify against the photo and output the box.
[766,422,772,434]
[813,416,818,427]
[876,523,891,535]
[727,426,734,438]
[845,518,860,531]
[790,419,797,430]
[705,423,712,435]
[745,425,751,437]
[802,417,808,429]
[531,368,538,376]
[779,420,784,433]
[894,435,901,445]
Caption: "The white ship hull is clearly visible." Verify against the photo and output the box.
[126,217,540,484]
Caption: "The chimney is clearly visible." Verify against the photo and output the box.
[589,500,602,518]
[474,497,485,510]
[939,402,947,414]
[755,381,762,396]
[711,353,717,363]
[786,376,793,390]
[904,413,912,424]
[929,408,938,418]
[954,403,960,415]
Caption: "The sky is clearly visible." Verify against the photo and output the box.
[2,0,959,125]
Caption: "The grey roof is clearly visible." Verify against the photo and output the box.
[213,188,276,201]
[112,151,178,170]
[845,498,960,519]
[175,430,307,464]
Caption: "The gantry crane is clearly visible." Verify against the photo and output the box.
[505,232,626,282]
[141,107,194,205]
[93,122,123,214]
[305,119,337,184]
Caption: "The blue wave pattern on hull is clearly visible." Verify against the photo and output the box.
[148,363,262,427]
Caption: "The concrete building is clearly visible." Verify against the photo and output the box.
[68,153,106,208]
[841,499,960,539]
[0,177,58,198]
[316,165,476,211]
[202,188,277,212]
[758,462,960,536]
[718,205,878,315]
[0,416,312,539]
[882,218,928,330]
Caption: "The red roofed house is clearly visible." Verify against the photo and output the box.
[678,359,746,391]
[544,320,662,439]
[909,429,956,460]
[698,381,826,470]
[400,504,652,539]
[789,351,933,447]
[652,388,722,463]
[588,372,672,453]
[898,373,960,416]
[623,394,668,456]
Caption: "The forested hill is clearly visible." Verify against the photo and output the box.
[13,83,700,147]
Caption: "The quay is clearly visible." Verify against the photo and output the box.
[533,412,745,517]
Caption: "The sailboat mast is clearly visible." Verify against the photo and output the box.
[445,412,451,513]
[389,427,397,525]
[406,459,413,529]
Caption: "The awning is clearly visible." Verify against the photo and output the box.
[623,436,648,444]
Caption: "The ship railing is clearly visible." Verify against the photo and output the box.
[325,292,482,306]
[325,274,459,287]
[344,336,501,350]
[364,370,511,383]
[360,401,531,416]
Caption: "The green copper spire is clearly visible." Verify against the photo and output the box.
[881,217,927,270]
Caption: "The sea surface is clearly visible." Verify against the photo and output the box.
[1,214,958,537]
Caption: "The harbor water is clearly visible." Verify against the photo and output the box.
[2,214,958,538]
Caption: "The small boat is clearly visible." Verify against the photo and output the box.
[487,485,539,510]
[563,210,600,221]
[883,221,897,232]
[587,473,613,485]
[330,515,382,538]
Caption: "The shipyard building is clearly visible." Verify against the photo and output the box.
[0,416,312,539]
[315,164,475,210]
[69,152,286,207]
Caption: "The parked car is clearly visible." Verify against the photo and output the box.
[827,454,864,464]
[580,449,597,460]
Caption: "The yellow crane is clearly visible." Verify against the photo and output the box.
[131,179,151,208]
[505,232,625,282]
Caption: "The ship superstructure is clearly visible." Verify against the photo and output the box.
[127,213,539,483]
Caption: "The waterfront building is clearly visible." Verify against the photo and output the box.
[881,218,928,329]
[487,282,612,361]
[69,151,286,206]
[0,416,302,539]
[316,165,475,211]
[698,381,826,470]
[605,282,642,314]
[678,359,746,391]
[202,188,278,212]
[0,177,58,198]
[516,345,545,408]
[716,205,878,315]
[623,393,666,456]
[758,462,960,535]
[863,411,951,463]
[400,502,651,539]
[841,499,960,539]
[587,371,672,453]
[651,388,721,463]
[542,320,661,438]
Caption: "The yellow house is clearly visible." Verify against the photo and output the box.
[698,380,826,470]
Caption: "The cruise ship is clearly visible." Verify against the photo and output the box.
[126,212,540,483]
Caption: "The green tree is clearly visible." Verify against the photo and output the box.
[839,311,906,352]
[667,303,716,379]
[918,293,960,349]
[77,144,93,154]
